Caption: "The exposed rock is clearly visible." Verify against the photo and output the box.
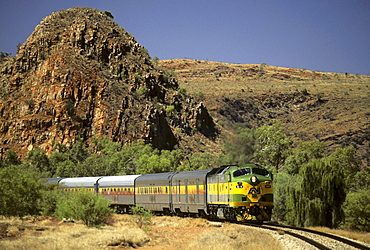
[0,7,218,157]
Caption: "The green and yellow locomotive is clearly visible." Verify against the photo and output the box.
[207,164,273,221]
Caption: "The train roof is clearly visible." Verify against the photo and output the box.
[172,168,214,180]
[45,177,64,184]
[98,175,140,187]
[135,172,178,185]
[59,176,102,188]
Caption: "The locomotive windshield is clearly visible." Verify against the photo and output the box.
[233,167,270,177]
[233,168,251,177]
[252,168,270,177]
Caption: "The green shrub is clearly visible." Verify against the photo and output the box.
[342,190,370,231]
[165,105,175,116]
[136,87,148,96]
[55,190,113,227]
[104,11,114,19]
[38,188,60,216]
[131,205,152,228]
[0,165,44,217]
[178,87,187,95]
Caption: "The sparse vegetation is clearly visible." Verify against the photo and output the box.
[55,190,113,227]
[131,205,152,229]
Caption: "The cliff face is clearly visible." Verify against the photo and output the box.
[0,7,217,157]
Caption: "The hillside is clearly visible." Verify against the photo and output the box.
[0,7,218,158]
[0,7,369,165]
[158,59,370,165]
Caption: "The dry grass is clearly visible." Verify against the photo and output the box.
[185,223,283,250]
[309,227,370,245]
[0,215,282,250]
[4,215,369,249]
[0,215,149,250]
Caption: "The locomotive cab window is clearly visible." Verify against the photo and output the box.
[252,168,270,177]
[233,168,251,177]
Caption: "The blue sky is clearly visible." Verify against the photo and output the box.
[1,0,369,75]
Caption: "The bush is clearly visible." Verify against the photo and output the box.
[131,205,152,228]
[342,190,370,231]
[0,165,44,217]
[38,188,60,216]
[55,191,113,227]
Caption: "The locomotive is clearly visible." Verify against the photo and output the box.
[52,164,273,222]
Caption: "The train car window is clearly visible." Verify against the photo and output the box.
[233,168,251,177]
[252,168,269,177]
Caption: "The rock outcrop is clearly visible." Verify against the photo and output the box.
[0,7,217,157]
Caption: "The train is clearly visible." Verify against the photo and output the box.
[48,164,274,222]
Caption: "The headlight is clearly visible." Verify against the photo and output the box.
[251,175,258,184]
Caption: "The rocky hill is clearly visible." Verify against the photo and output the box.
[0,7,218,158]
[158,59,370,166]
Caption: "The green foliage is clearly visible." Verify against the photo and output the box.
[178,87,187,95]
[283,141,326,174]
[131,204,152,228]
[328,146,361,189]
[54,160,78,177]
[352,168,370,191]
[92,137,121,154]
[25,147,52,176]
[254,120,293,172]
[178,152,213,171]
[38,188,60,216]
[104,10,114,19]
[153,56,159,63]
[0,165,44,217]
[1,149,22,167]
[342,190,370,231]
[135,149,183,174]
[136,86,148,95]
[55,190,113,227]
[139,47,151,60]
[220,125,255,166]
[165,105,175,116]
[69,140,91,163]
[286,157,346,228]
[272,172,302,222]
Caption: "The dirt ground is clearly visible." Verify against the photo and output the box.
[138,226,220,250]
[0,215,283,250]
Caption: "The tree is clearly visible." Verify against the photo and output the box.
[178,152,214,171]
[91,136,121,155]
[342,190,370,231]
[328,146,361,189]
[254,120,293,172]
[286,157,346,228]
[272,172,302,222]
[0,165,44,217]
[55,190,113,227]
[69,140,90,164]
[2,150,21,167]
[55,160,77,177]
[25,147,51,176]
[221,126,256,166]
[283,141,326,174]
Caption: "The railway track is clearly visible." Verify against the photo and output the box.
[244,222,370,250]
